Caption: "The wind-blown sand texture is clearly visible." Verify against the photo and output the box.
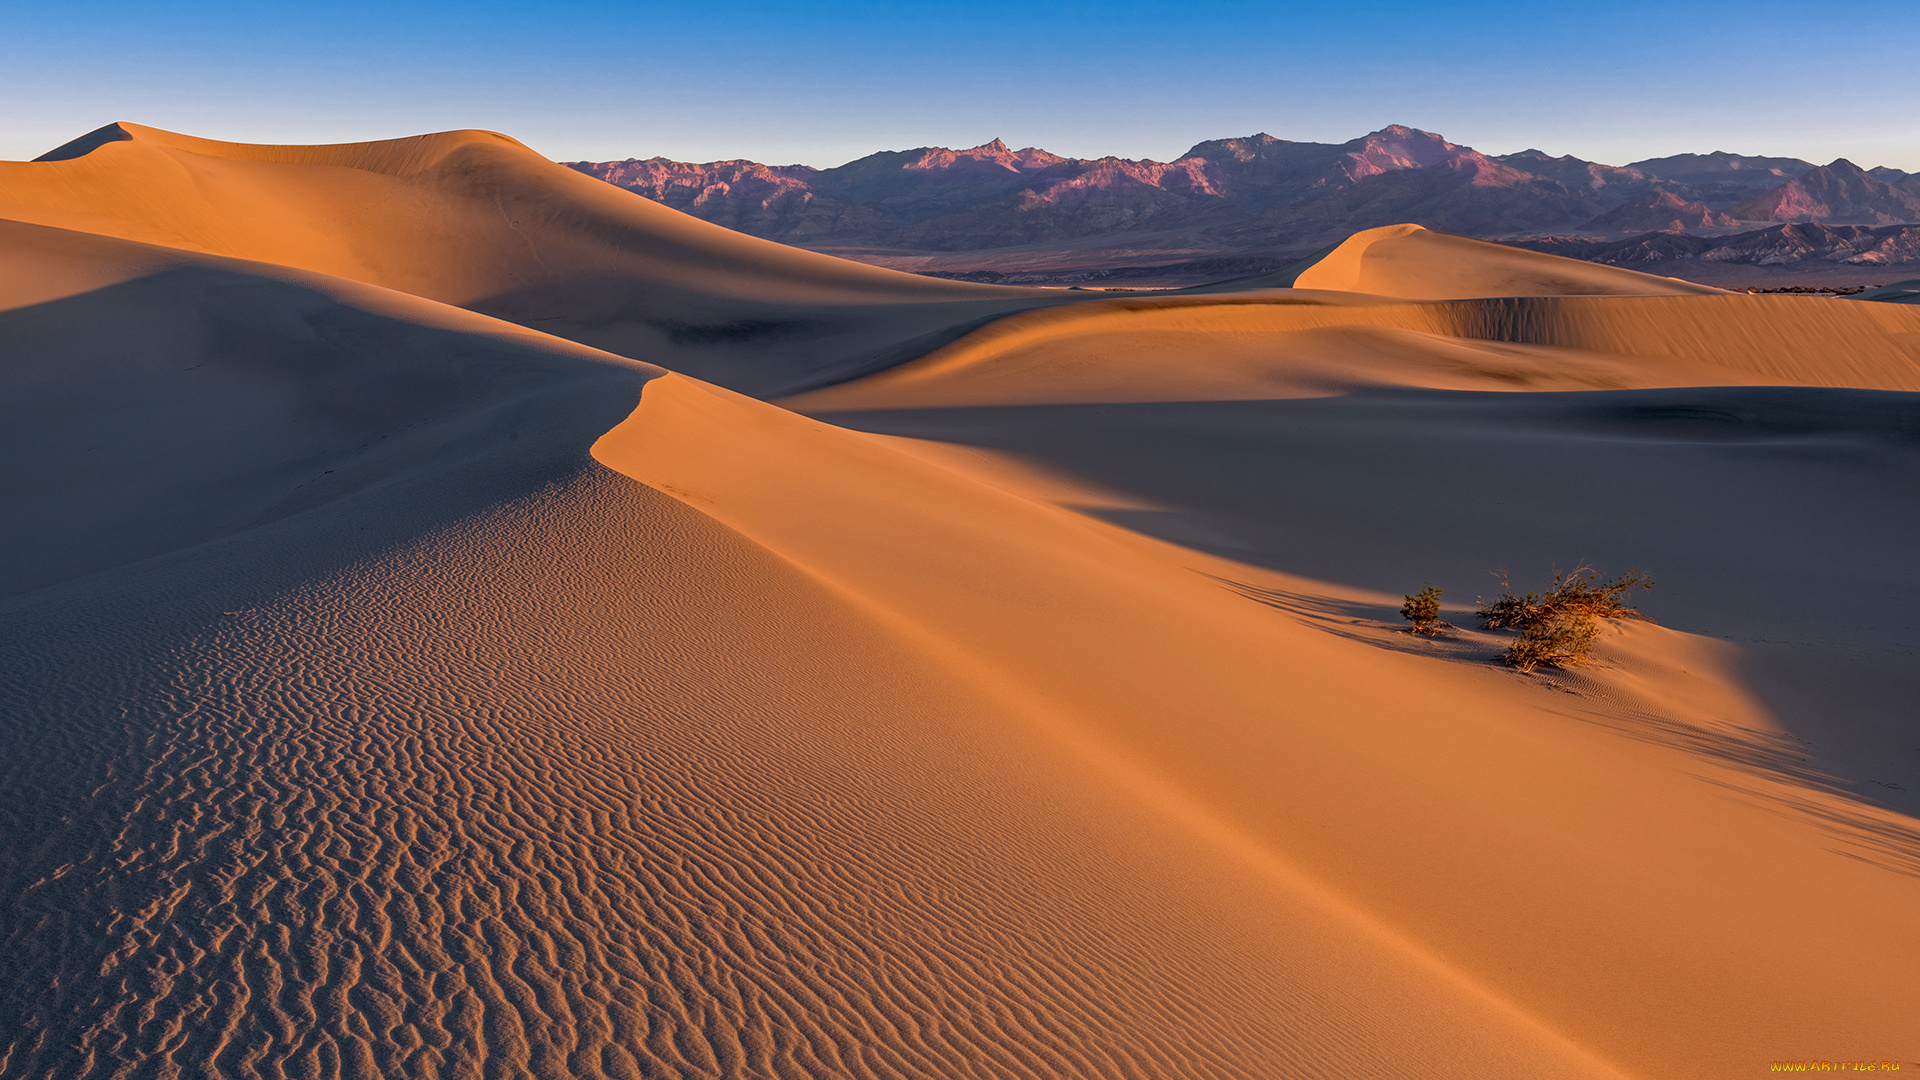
[3,125,1917,1080]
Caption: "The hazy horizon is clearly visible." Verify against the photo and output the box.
[5,0,1919,171]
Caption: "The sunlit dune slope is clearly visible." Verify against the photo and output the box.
[1194,223,1721,299]
[0,122,1059,394]
[785,285,1920,409]
[598,375,1920,1080]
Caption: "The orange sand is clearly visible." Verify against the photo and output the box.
[1199,223,1724,298]
[2,125,1915,1080]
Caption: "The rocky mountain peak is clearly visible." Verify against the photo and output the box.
[1337,126,1488,182]
[1732,159,1920,225]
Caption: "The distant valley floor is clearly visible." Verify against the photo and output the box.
[814,232,1920,291]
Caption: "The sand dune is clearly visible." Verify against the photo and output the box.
[0,218,1620,1080]
[611,375,1920,1080]
[4,125,1917,1079]
[0,123,1057,394]
[0,217,653,598]
[1859,277,1920,303]
[786,222,1917,413]
[785,287,1920,410]
[1192,223,1724,298]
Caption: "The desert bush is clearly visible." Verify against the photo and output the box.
[1502,614,1601,672]
[1478,564,1653,671]
[1400,586,1450,635]
[1479,564,1653,628]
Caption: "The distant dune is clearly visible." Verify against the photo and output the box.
[3,124,1918,1080]
[1196,224,1723,298]
[786,226,1920,412]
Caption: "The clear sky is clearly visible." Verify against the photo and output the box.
[4,0,1917,170]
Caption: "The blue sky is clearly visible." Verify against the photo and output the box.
[4,0,1917,169]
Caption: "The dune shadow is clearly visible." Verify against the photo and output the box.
[0,266,652,598]
[1204,573,1509,665]
[475,279,1069,397]
[1212,530,1920,880]
[819,384,1920,830]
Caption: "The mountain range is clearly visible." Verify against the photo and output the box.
[568,126,1920,262]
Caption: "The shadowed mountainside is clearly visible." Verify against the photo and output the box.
[1729,159,1920,225]
[1578,190,1738,233]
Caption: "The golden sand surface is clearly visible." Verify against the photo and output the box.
[2,125,1916,1080]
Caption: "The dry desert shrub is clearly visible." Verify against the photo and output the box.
[1400,585,1451,635]
[1503,613,1602,672]
[1478,564,1653,672]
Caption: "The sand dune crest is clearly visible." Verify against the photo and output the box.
[785,287,1920,410]
[1201,223,1721,298]
[1,121,1056,394]
[596,373,1920,1080]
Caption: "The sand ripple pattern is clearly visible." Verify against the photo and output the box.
[1,460,1568,1080]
